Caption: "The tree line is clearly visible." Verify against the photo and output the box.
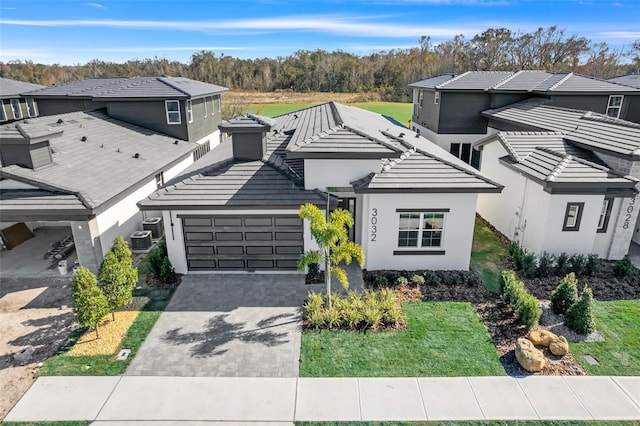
[2,26,639,102]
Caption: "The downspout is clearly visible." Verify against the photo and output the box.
[514,178,529,244]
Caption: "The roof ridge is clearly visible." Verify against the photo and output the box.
[329,101,344,126]
[544,150,573,181]
[436,71,470,89]
[381,147,416,172]
[262,153,303,184]
[491,71,520,89]
[497,133,522,163]
[342,124,404,153]
[580,111,640,129]
[157,76,191,97]
[548,72,573,91]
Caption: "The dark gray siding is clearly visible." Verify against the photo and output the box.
[186,95,222,142]
[623,96,640,124]
[491,93,531,109]
[438,92,491,134]
[412,89,440,133]
[108,100,189,141]
[547,95,610,114]
[36,99,108,116]
[232,132,266,161]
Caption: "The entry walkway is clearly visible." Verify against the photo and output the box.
[6,375,640,422]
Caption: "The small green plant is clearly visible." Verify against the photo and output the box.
[410,274,425,286]
[509,241,525,270]
[537,252,555,277]
[342,306,361,329]
[147,239,168,279]
[585,254,599,276]
[71,267,110,339]
[307,309,325,328]
[550,272,579,315]
[569,254,587,276]
[306,262,320,280]
[501,270,541,328]
[396,276,409,286]
[565,285,595,335]
[362,305,383,329]
[324,306,342,328]
[160,257,177,284]
[521,252,537,278]
[556,252,570,276]
[614,255,634,278]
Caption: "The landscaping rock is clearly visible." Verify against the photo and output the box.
[515,337,545,372]
[527,328,558,347]
[13,346,34,365]
[549,335,569,356]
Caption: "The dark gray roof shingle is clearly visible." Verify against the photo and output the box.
[608,74,640,89]
[0,77,45,98]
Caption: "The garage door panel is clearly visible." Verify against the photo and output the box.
[183,214,303,271]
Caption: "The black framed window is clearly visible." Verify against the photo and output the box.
[397,212,445,248]
[563,202,584,231]
[597,199,613,233]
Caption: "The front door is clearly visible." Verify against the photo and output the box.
[336,197,356,242]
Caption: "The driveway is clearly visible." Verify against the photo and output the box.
[126,274,312,377]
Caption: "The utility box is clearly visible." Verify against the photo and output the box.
[130,230,152,251]
[142,217,164,239]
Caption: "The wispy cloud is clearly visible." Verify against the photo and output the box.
[86,46,249,52]
[85,3,106,10]
[0,16,480,38]
[597,31,640,39]
[0,49,51,58]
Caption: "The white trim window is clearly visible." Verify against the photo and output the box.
[155,172,164,189]
[204,98,208,118]
[434,90,440,105]
[10,99,22,119]
[606,95,623,119]
[165,100,181,124]
[0,101,7,122]
[417,90,424,108]
[187,99,193,123]
[397,212,445,248]
[26,98,38,118]
[210,96,215,116]
[597,198,613,233]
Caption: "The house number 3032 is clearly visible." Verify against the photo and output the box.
[623,197,636,229]
[370,208,378,242]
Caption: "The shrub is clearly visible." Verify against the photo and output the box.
[521,252,537,278]
[556,252,570,276]
[550,272,579,315]
[509,241,525,270]
[565,286,595,335]
[585,254,599,276]
[362,305,383,329]
[307,310,325,328]
[160,257,177,284]
[423,270,441,286]
[410,274,425,286]
[98,251,137,320]
[569,254,587,276]
[396,276,409,286]
[614,255,634,278]
[71,267,110,338]
[307,262,320,278]
[537,252,555,277]
[147,246,165,279]
[324,307,342,328]
[501,270,541,328]
[341,306,361,329]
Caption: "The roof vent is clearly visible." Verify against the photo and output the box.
[399,132,405,138]
[174,140,179,144]
[81,136,87,141]
[133,153,140,159]
[293,114,298,119]
[100,144,104,148]
[57,119,64,124]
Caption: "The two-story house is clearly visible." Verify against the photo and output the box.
[409,71,640,167]
[0,77,45,124]
[138,102,502,273]
[0,76,228,273]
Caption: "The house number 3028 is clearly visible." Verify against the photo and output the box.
[370,208,378,242]
[623,197,636,229]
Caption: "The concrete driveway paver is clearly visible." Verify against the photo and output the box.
[358,377,427,421]
[126,274,309,377]
[516,376,591,420]
[468,377,538,420]
[295,378,361,421]
[96,376,297,421]
[4,376,120,422]
[564,376,640,420]
[417,377,484,420]
[613,376,640,408]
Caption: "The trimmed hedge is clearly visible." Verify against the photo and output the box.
[501,270,541,328]
[565,285,596,335]
[550,272,579,315]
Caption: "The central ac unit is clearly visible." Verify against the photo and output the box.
[142,217,164,239]
[130,230,152,251]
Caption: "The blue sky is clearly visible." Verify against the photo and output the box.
[0,0,638,65]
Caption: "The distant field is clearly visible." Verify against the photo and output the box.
[248,102,412,126]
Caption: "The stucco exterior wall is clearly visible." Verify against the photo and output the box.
[360,192,478,270]
[304,159,381,190]
[409,124,486,153]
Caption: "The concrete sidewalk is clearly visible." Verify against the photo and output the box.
[6,375,640,422]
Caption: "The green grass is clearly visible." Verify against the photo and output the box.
[39,288,174,376]
[248,101,412,126]
[297,422,640,426]
[570,299,640,376]
[300,302,504,377]
[470,217,509,292]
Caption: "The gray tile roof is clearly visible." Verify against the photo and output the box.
[0,181,90,220]
[0,110,198,210]
[23,76,227,99]
[409,71,639,93]
[0,77,45,98]
[608,74,640,89]
[483,100,640,158]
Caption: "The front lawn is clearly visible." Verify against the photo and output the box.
[39,288,174,376]
[570,299,640,375]
[300,302,504,377]
[470,216,509,292]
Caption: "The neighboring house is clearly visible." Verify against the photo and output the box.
[609,74,640,89]
[138,102,502,273]
[0,77,45,123]
[409,71,640,166]
[0,110,209,272]
[474,100,640,260]
[22,76,228,145]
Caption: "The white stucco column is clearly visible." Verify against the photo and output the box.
[70,218,102,273]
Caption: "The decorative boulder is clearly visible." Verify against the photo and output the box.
[515,337,545,372]
[527,328,558,347]
[549,335,569,356]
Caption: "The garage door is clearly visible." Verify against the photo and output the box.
[182,215,304,271]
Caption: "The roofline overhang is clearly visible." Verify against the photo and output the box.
[137,201,335,211]
[0,208,93,222]
[352,186,503,194]
[285,151,402,160]
[563,139,640,161]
